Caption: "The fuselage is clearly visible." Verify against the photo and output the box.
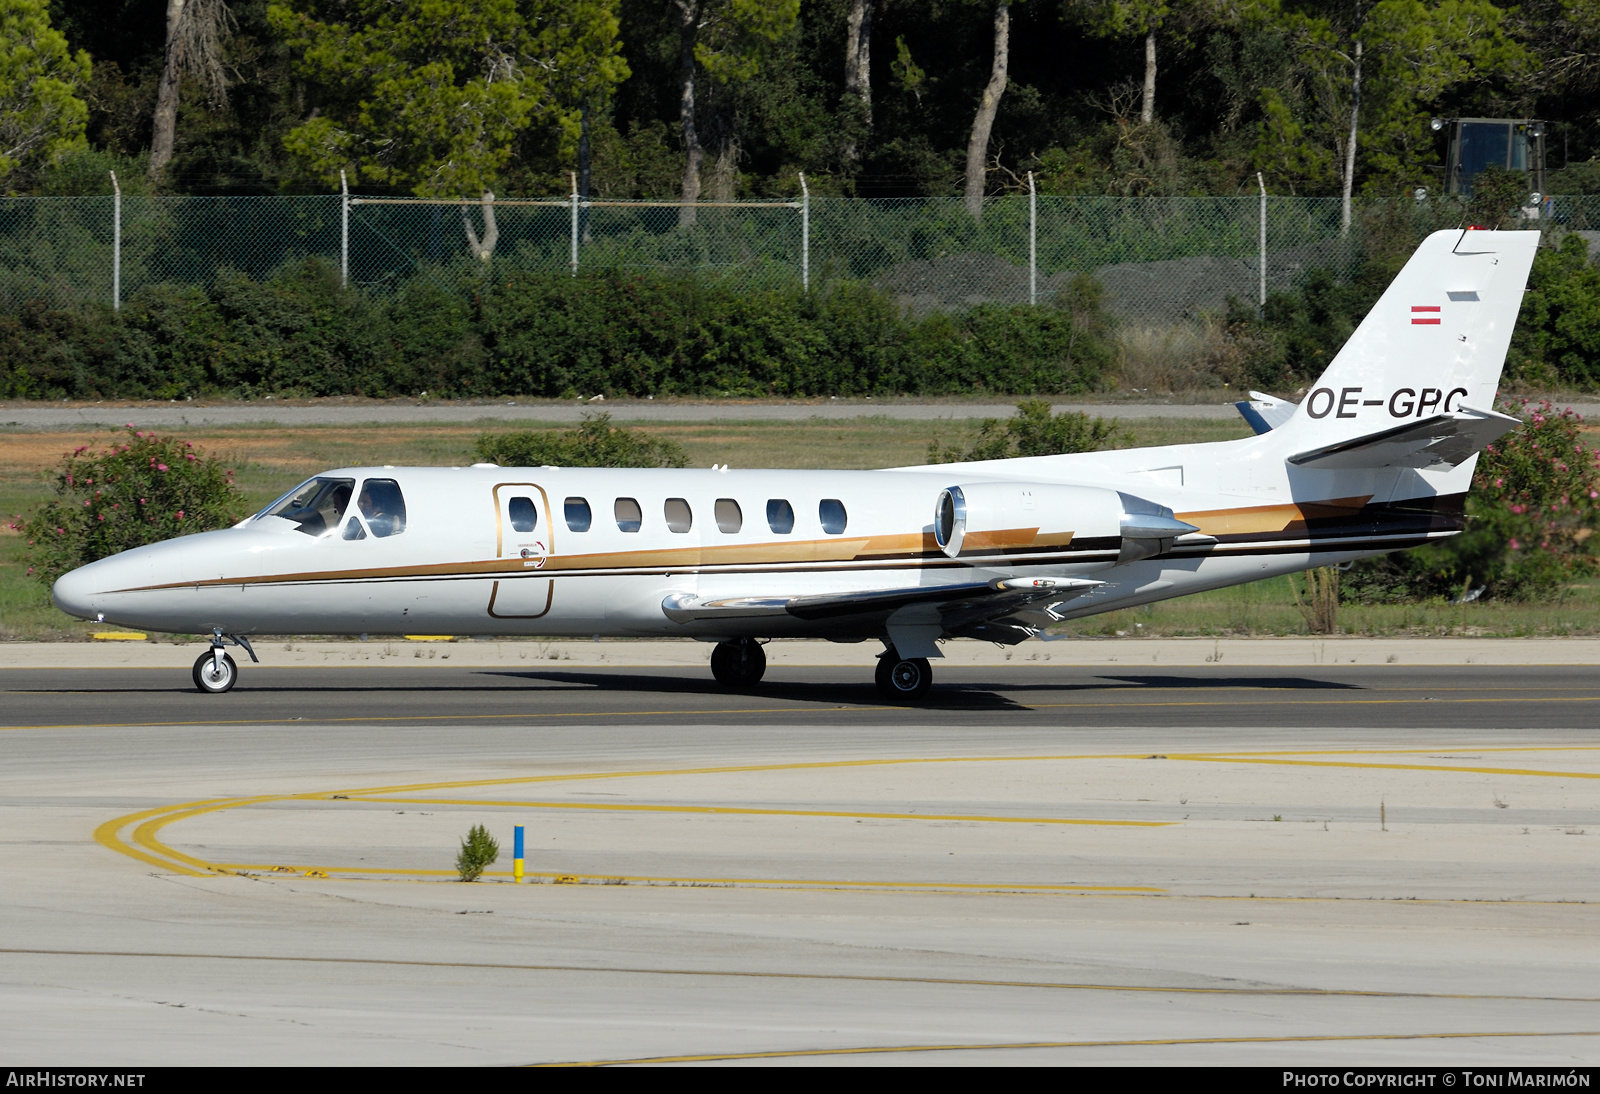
[51,429,1468,644]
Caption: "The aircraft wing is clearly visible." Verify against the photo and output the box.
[1286,405,1519,470]
[662,577,1102,643]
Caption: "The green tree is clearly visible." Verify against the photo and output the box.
[0,0,90,182]
[668,0,799,223]
[270,0,627,197]
[1252,0,1526,214]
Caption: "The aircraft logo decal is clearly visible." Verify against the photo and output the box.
[1411,305,1441,325]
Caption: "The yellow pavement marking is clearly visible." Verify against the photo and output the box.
[343,796,1171,827]
[543,1029,1600,1066]
[8,946,1600,1004]
[1170,754,1600,780]
[211,865,1159,892]
[95,746,1600,882]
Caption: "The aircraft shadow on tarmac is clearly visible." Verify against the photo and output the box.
[1092,674,1363,691]
[479,669,1031,710]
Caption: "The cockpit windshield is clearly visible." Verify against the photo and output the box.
[260,477,356,536]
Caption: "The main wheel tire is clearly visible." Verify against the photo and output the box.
[876,655,933,700]
[192,650,238,694]
[710,639,767,687]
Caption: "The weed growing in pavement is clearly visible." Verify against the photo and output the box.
[455,824,499,882]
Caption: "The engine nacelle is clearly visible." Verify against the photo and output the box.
[933,482,1198,562]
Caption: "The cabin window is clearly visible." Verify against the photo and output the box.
[508,496,538,533]
[565,497,592,532]
[664,498,692,533]
[766,499,794,534]
[819,499,847,534]
[715,498,742,533]
[615,497,642,533]
[263,477,355,537]
[357,479,407,537]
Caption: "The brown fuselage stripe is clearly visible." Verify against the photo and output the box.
[105,495,1466,595]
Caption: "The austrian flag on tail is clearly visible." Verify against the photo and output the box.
[1411,305,1442,325]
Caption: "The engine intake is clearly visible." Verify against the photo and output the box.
[933,482,1197,562]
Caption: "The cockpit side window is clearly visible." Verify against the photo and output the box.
[263,477,356,536]
[357,479,407,537]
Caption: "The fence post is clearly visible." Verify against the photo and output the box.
[110,171,120,311]
[570,172,579,277]
[799,172,810,292]
[1256,171,1267,309]
[340,169,349,288]
[1028,170,1037,306]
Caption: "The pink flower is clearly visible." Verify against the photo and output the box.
[1510,538,1522,550]
[1495,478,1504,487]
[156,464,168,472]
[175,510,185,521]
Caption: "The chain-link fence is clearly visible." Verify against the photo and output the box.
[6,192,1600,322]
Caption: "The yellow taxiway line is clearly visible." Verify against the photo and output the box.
[94,746,1600,885]
[541,1028,1600,1066]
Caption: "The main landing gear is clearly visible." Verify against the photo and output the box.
[875,648,933,700]
[192,629,259,694]
[710,638,767,688]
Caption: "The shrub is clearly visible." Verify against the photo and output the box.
[474,413,689,468]
[455,824,499,882]
[0,266,1116,400]
[1506,233,1600,388]
[926,398,1127,463]
[1344,400,1600,603]
[12,427,246,586]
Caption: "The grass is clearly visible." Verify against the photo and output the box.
[5,413,1600,640]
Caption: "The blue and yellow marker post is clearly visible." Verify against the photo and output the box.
[513,825,524,883]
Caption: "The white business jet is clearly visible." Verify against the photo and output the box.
[53,229,1538,698]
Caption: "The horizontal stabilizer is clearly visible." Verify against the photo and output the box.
[1286,405,1519,470]
[1235,391,1298,435]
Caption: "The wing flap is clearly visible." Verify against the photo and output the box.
[662,578,1101,627]
[1287,405,1518,470]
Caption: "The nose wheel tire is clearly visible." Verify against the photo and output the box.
[193,651,238,694]
[710,639,767,687]
[875,652,933,700]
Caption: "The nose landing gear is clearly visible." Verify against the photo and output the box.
[192,629,259,694]
[710,638,767,688]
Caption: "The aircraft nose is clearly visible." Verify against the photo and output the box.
[51,563,101,620]
[52,549,153,621]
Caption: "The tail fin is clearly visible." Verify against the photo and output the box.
[1279,229,1539,448]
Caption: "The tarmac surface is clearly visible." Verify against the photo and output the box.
[4,652,1600,1065]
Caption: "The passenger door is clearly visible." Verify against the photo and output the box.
[489,483,554,620]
